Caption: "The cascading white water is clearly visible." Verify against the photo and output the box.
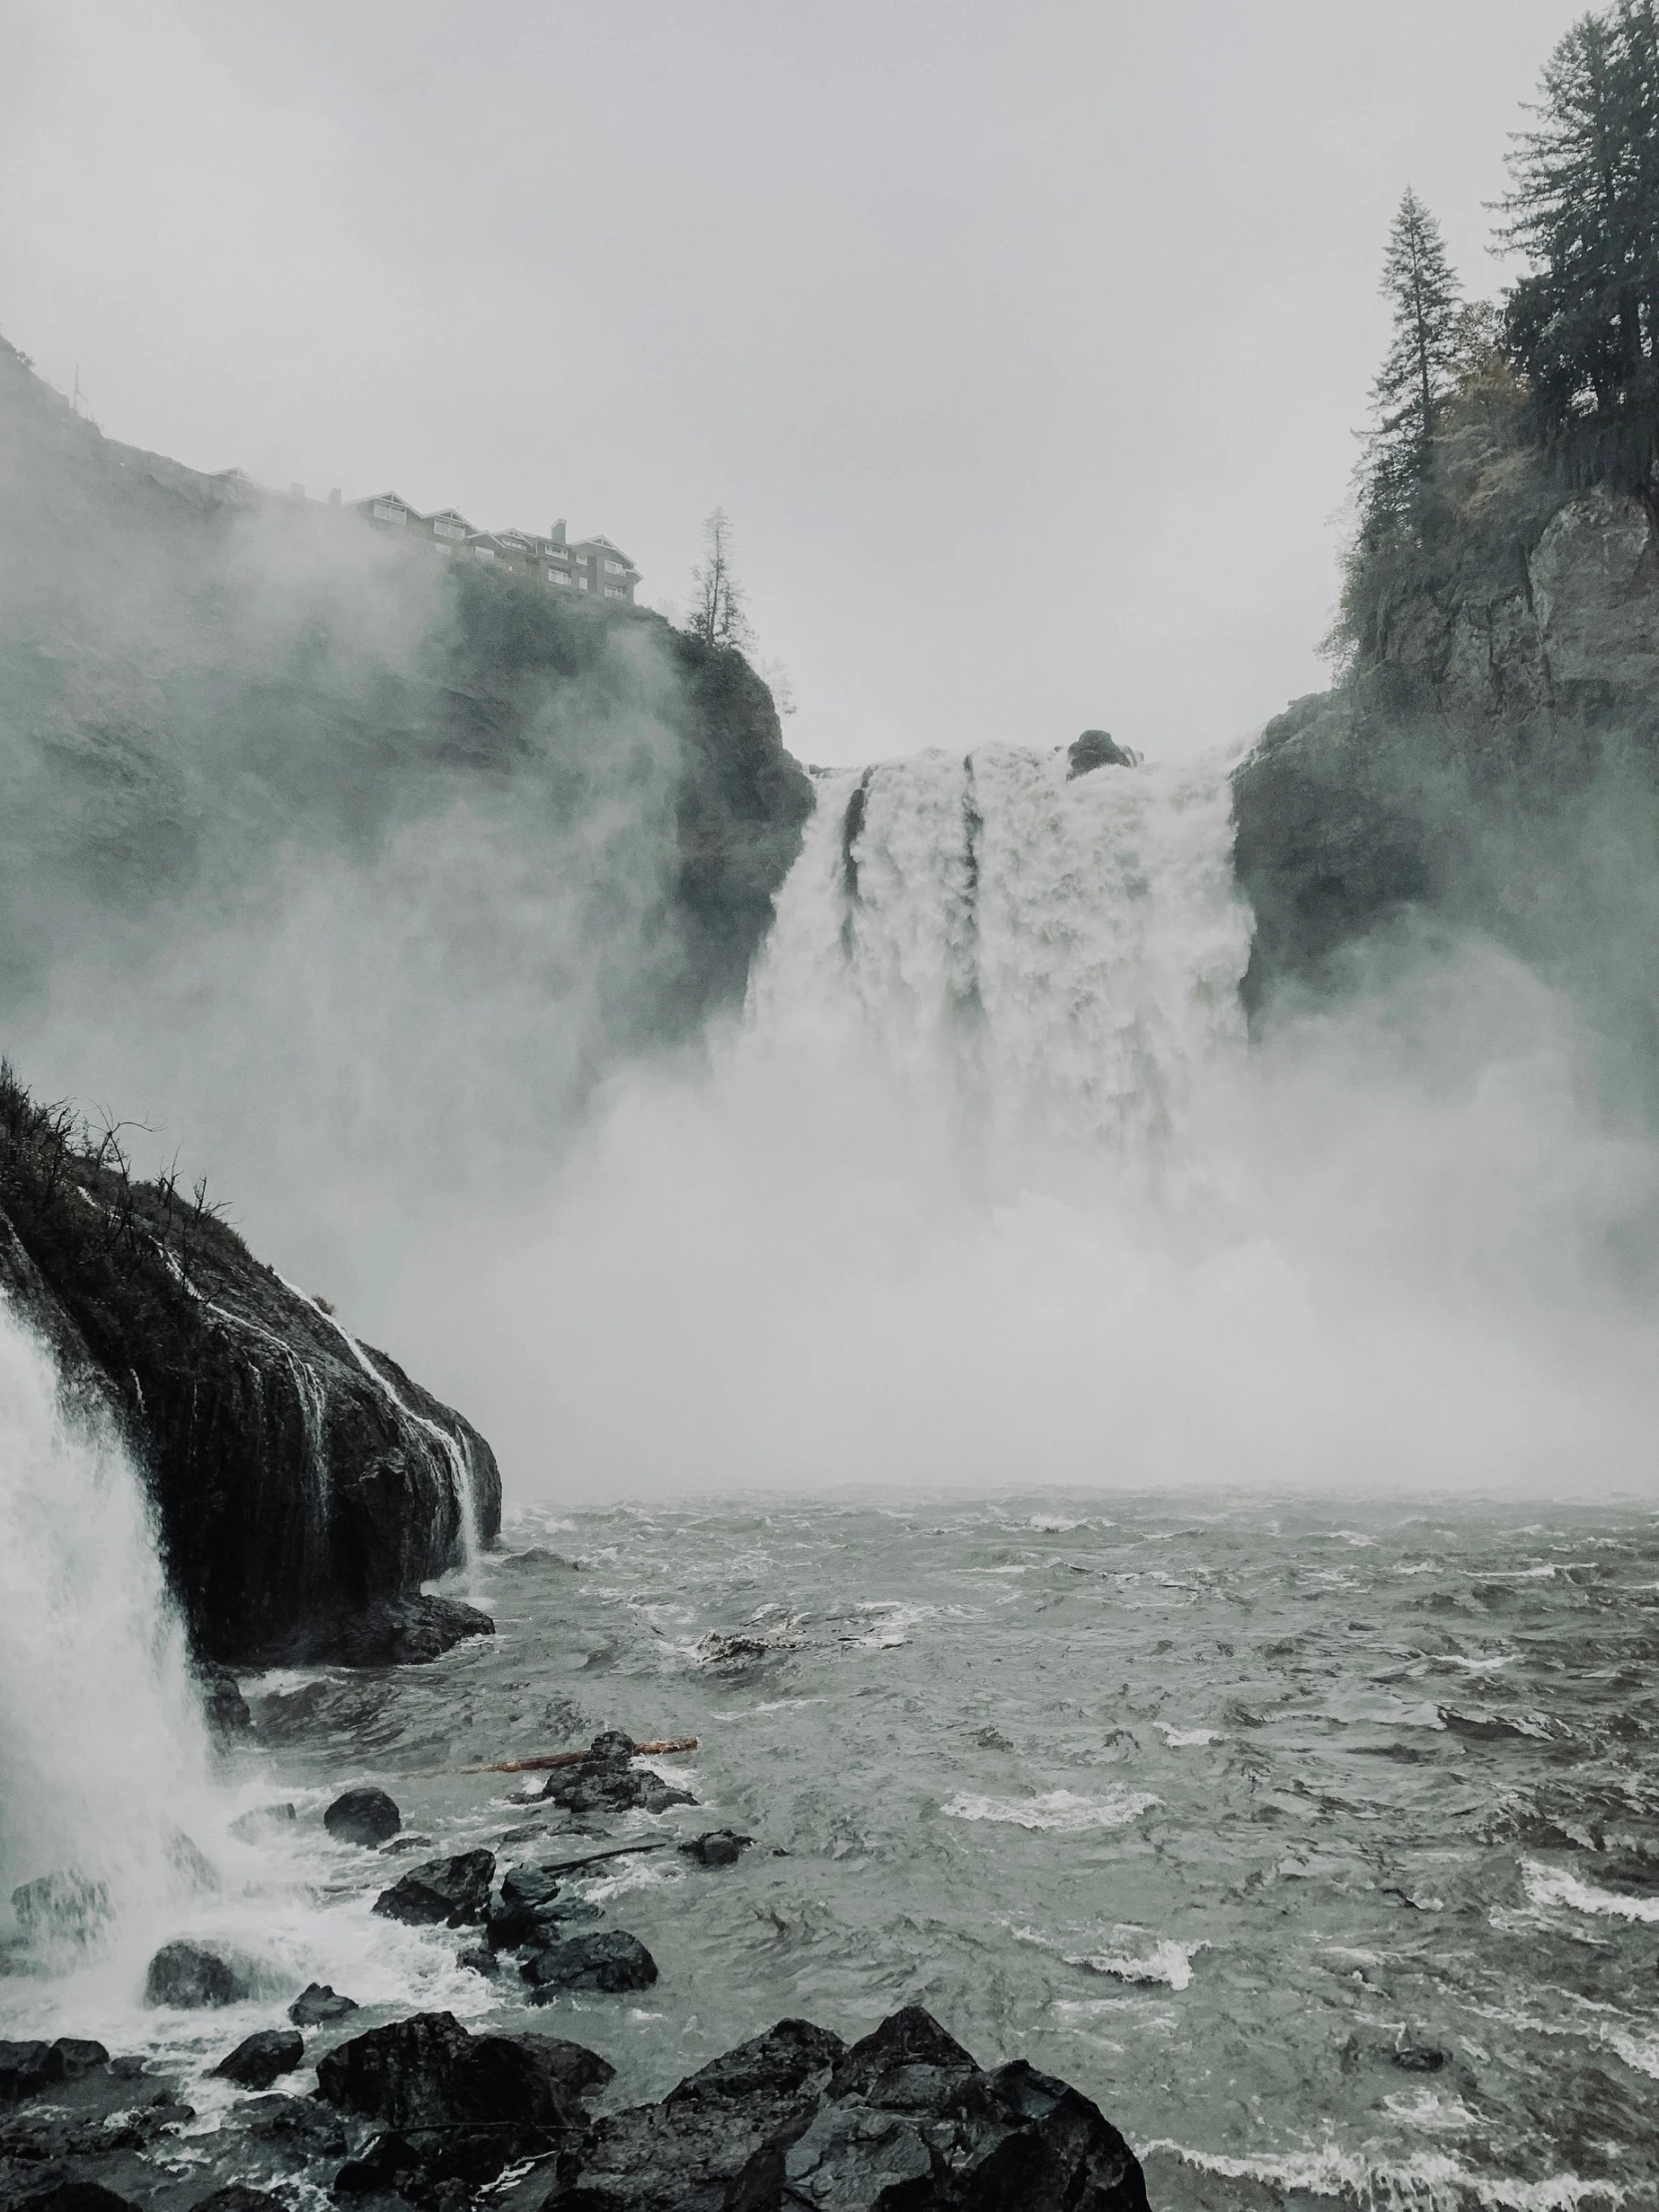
[748,744,1251,1191]
[0,1301,217,1949]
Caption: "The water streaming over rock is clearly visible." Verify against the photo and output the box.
[748,745,1251,1189]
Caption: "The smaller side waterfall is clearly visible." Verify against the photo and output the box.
[0,1299,215,1945]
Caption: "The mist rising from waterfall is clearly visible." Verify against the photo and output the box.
[390,744,1659,1500]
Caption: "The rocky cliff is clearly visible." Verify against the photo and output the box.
[0,1065,500,1668]
[1234,478,1659,1063]
[0,333,813,1043]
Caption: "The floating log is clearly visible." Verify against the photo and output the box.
[466,1736,699,1776]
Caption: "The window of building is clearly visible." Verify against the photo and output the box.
[548,567,573,585]
[371,501,406,524]
[577,574,590,589]
[433,518,467,541]
[474,546,496,563]
[604,585,627,599]
[603,558,627,575]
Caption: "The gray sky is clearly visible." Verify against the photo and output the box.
[1,1,1586,766]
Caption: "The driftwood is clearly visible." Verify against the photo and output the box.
[532,1841,677,1876]
[466,1736,699,1776]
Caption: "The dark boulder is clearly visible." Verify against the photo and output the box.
[286,1982,358,2027]
[318,1592,496,1668]
[522,1931,659,1996]
[190,2189,287,2212]
[0,2042,57,2103]
[1391,2045,1447,2072]
[315,2009,604,2193]
[201,1668,253,1736]
[679,1830,753,1869]
[323,1787,401,1848]
[546,2006,1148,2212]
[49,2043,109,2084]
[540,1734,696,1816]
[212,2030,303,2091]
[143,1941,251,2008]
[238,2089,348,2161]
[550,2018,844,2211]
[1067,730,1137,777]
[372,1848,494,1927]
[15,2184,146,2212]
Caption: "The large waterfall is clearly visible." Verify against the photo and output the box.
[748,745,1251,1185]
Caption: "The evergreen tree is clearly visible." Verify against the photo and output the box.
[687,508,752,649]
[1359,189,1463,537]
[1498,2,1659,486]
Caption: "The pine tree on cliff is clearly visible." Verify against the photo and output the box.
[1499,1,1659,489]
[688,507,752,650]
[1360,190,1463,539]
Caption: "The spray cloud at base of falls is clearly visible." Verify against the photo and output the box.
[404,740,1659,1502]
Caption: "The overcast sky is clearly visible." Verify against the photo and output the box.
[1,1,1587,765]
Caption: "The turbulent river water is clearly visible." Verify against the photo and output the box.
[3,745,1658,2208]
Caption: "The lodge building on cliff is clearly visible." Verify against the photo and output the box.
[352,491,640,603]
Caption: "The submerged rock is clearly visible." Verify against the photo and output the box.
[522,1931,659,1995]
[548,2005,1148,2212]
[679,1830,753,1868]
[14,2183,147,2212]
[212,2030,303,2091]
[10,1874,111,1945]
[372,1849,495,1928]
[191,2188,287,2212]
[286,1982,358,2027]
[539,1732,697,1816]
[143,1941,251,2009]
[319,1592,496,1668]
[323,1786,401,1848]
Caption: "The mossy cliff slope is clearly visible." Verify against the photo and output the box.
[1234,410,1659,1057]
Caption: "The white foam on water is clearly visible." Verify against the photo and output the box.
[942,1788,1160,1832]
[1145,2138,1625,2211]
[1156,1723,1219,1747]
[1524,1863,1659,1924]
[1065,1936,1202,1989]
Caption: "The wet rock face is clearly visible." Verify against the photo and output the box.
[142,1941,251,2009]
[0,1161,502,1671]
[549,2006,1149,2212]
[286,1982,358,2027]
[372,1849,495,1928]
[323,1786,401,1848]
[316,2009,610,2196]
[0,2040,109,2103]
[679,1829,753,1868]
[1067,730,1137,778]
[521,1930,659,1995]
[540,1734,698,1816]
[211,2030,302,2091]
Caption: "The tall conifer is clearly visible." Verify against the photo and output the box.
[1361,190,1462,536]
[1499,2,1659,485]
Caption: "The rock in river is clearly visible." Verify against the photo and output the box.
[143,1941,251,2008]
[546,2004,1149,2212]
[372,1849,494,1927]
[287,1982,358,2027]
[522,1931,659,1996]
[212,2030,303,2090]
[322,1786,401,1848]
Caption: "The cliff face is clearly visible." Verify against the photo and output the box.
[0,335,812,1043]
[1234,482,1659,1060]
[0,1071,500,1667]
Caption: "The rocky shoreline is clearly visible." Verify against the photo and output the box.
[0,1734,1149,2212]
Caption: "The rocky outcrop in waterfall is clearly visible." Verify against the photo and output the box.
[1234,478,1659,1053]
[0,1065,500,1667]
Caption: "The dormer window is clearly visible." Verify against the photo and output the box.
[371,500,406,524]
